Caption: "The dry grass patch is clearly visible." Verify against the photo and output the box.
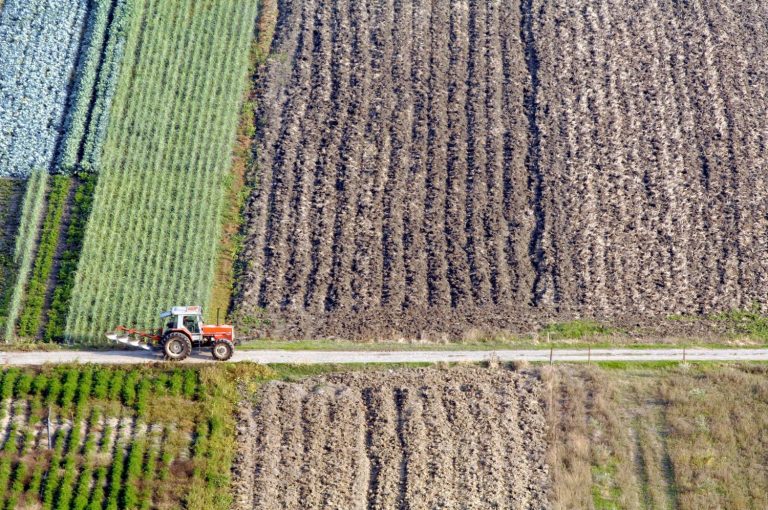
[546,363,768,510]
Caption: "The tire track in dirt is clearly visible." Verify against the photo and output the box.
[419,384,457,507]
[276,384,305,508]
[257,0,319,308]
[497,0,532,302]
[362,0,396,310]
[687,0,733,311]
[570,0,598,308]
[519,0,549,306]
[655,0,699,313]
[400,0,430,310]
[444,382,481,503]
[729,0,768,299]
[250,384,280,508]
[698,0,743,309]
[302,0,348,313]
[365,384,401,509]
[605,0,645,313]
[534,0,575,307]
[325,0,371,312]
[581,2,609,312]
[379,0,413,309]
[634,1,674,314]
[464,0,493,306]
[703,1,755,309]
[350,0,392,311]
[594,1,628,312]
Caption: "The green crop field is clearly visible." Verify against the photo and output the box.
[0,364,232,510]
[65,0,257,341]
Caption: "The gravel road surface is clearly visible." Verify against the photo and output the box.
[1,348,767,365]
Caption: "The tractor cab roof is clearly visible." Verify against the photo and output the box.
[160,305,203,318]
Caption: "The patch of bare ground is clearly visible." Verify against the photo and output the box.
[235,0,768,340]
[234,366,549,510]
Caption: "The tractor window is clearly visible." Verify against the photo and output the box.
[183,315,200,333]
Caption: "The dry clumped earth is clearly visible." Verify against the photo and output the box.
[235,0,768,340]
[233,367,549,509]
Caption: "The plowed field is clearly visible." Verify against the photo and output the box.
[235,0,768,339]
[233,367,548,509]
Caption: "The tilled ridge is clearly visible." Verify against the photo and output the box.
[236,0,768,339]
[234,367,549,510]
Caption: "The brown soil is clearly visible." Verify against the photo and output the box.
[234,0,768,340]
[233,366,549,509]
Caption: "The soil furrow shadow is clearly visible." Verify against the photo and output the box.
[362,388,381,510]
[393,388,410,510]
[519,0,545,305]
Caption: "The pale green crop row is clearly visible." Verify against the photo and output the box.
[3,171,47,341]
[65,0,257,341]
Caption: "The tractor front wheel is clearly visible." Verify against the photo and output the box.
[211,339,234,361]
[163,332,192,361]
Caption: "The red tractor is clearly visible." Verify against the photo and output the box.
[106,306,235,361]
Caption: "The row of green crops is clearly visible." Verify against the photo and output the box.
[58,0,132,174]
[2,174,98,343]
[17,176,72,337]
[65,0,258,341]
[0,365,203,510]
[45,174,98,341]
[3,171,48,341]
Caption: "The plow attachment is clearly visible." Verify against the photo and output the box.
[106,326,160,351]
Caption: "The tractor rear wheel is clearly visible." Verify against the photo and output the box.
[211,339,234,361]
[163,332,192,361]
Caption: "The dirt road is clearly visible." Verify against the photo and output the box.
[1,348,767,365]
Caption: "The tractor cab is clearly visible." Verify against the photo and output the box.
[161,306,204,342]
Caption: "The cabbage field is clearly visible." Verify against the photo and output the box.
[0,0,88,177]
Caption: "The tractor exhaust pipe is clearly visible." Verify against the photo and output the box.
[217,308,220,325]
